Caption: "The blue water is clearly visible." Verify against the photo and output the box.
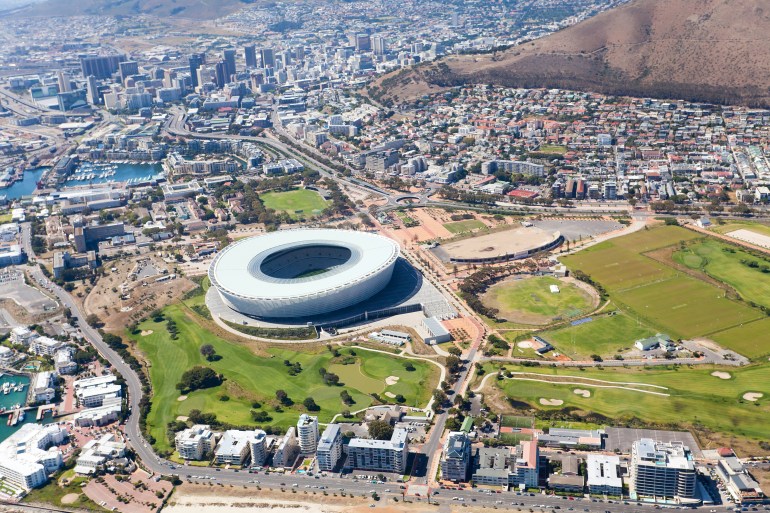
[1,162,164,200]
[63,162,164,187]
[0,374,33,443]
[1,167,47,199]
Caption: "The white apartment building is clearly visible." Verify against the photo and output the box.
[297,414,319,454]
[175,424,216,461]
[347,427,409,474]
[74,433,127,475]
[317,424,343,471]
[30,336,65,356]
[273,427,299,468]
[215,430,252,466]
[587,454,623,496]
[0,423,66,490]
[249,430,268,467]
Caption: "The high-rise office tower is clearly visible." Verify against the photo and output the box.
[244,45,257,68]
[57,71,71,93]
[189,53,203,88]
[80,54,127,80]
[86,75,99,105]
[294,45,305,62]
[372,36,386,56]
[260,48,275,68]
[355,33,371,52]
[119,61,139,83]
[215,61,228,88]
[223,48,237,80]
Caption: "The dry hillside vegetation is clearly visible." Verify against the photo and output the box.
[370,0,770,107]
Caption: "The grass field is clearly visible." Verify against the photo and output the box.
[484,276,595,325]
[538,144,567,155]
[673,239,770,309]
[131,300,438,453]
[443,219,486,234]
[710,221,770,238]
[614,274,762,339]
[260,189,329,219]
[709,318,770,360]
[488,363,770,443]
[538,309,657,359]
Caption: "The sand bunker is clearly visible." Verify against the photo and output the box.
[573,389,591,398]
[384,392,396,399]
[177,395,188,401]
[141,330,154,336]
[176,415,189,422]
[539,398,564,406]
[61,494,80,505]
[711,371,731,380]
[743,392,763,401]
[385,376,400,386]
[518,341,535,349]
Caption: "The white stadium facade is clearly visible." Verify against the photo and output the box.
[208,229,400,319]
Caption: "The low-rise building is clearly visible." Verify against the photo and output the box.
[587,454,622,496]
[717,457,765,504]
[422,316,451,345]
[74,433,127,475]
[33,371,56,403]
[472,441,539,489]
[215,430,252,466]
[73,396,122,427]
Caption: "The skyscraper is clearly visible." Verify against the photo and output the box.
[119,61,139,83]
[86,75,99,105]
[189,53,203,88]
[57,71,71,93]
[80,54,126,80]
[355,33,371,52]
[260,48,275,68]
[215,61,228,89]
[372,36,386,56]
[244,45,257,68]
[223,48,237,80]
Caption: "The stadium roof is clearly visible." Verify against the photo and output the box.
[210,229,399,301]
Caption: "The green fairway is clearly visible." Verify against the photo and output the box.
[444,219,486,234]
[614,275,762,339]
[709,318,770,360]
[131,301,438,453]
[673,239,770,309]
[483,276,595,325]
[537,309,657,359]
[260,189,330,219]
[488,363,770,443]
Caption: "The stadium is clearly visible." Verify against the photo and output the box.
[208,229,400,319]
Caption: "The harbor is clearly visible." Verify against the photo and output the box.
[0,372,36,442]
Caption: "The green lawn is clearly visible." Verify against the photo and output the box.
[673,239,770,309]
[488,363,770,442]
[131,301,439,453]
[709,318,770,360]
[443,219,487,234]
[614,275,762,339]
[484,276,595,325]
[538,144,567,155]
[710,221,770,238]
[24,476,104,511]
[260,189,329,219]
[537,309,657,359]
[0,213,12,224]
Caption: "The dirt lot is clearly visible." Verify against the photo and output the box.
[83,255,196,331]
[442,317,481,347]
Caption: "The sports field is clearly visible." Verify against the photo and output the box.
[443,219,486,234]
[131,300,438,453]
[673,239,770,309]
[489,363,770,443]
[260,189,329,218]
[709,318,770,360]
[538,309,657,359]
[710,221,770,238]
[483,276,595,325]
[561,225,764,342]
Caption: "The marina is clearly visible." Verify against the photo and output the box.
[0,373,36,442]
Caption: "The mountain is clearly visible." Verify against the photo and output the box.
[369,0,770,107]
[8,0,257,19]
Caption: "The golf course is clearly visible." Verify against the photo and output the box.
[130,284,439,454]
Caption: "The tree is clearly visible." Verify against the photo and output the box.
[340,390,354,406]
[447,346,462,356]
[200,344,217,361]
[395,394,406,403]
[276,390,292,406]
[368,419,394,441]
[403,362,416,372]
[85,313,103,328]
[176,366,223,394]
[446,355,462,374]
[303,397,320,411]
